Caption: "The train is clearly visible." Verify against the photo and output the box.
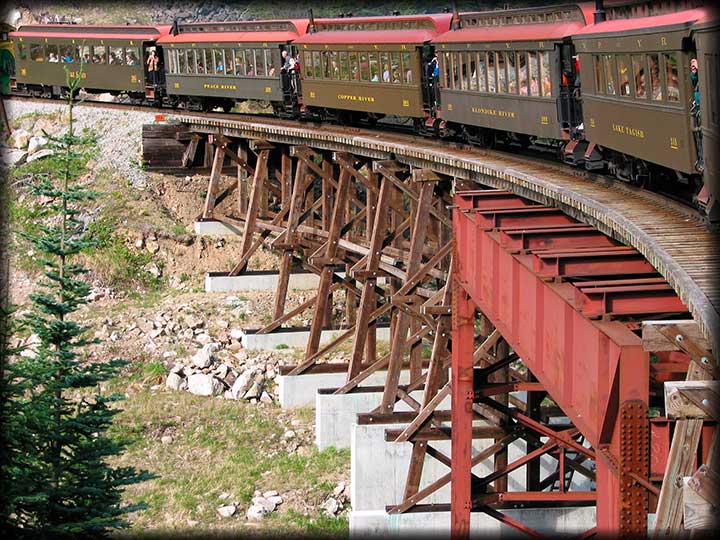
[5,0,719,223]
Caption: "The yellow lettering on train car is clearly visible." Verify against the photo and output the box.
[174,82,180,89]
[303,44,307,49]
[612,123,645,138]
[401,44,407,50]
[21,68,26,76]
[538,41,544,48]
[309,91,316,98]
[590,117,595,128]
[448,103,453,111]
[131,74,138,83]
[203,83,238,90]
[661,36,668,46]
[636,39,642,47]
[337,94,375,102]
[540,115,549,125]
[265,87,272,93]
[670,136,679,149]
[471,107,516,118]
[402,99,410,107]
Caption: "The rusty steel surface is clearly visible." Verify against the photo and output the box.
[169,111,719,355]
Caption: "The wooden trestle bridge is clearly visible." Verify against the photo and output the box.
[143,112,718,538]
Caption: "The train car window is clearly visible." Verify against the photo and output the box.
[60,46,74,63]
[497,52,507,93]
[177,49,186,73]
[401,52,412,84]
[488,51,496,92]
[649,53,662,100]
[18,43,27,61]
[234,50,245,75]
[193,50,203,74]
[319,50,329,79]
[631,54,646,98]
[80,45,91,65]
[268,50,278,77]
[45,44,59,63]
[359,52,369,81]
[460,52,468,90]
[303,51,313,78]
[380,52,390,83]
[202,50,213,75]
[540,51,551,97]
[349,51,359,80]
[390,52,400,84]
[664,53,679,102]
[339,51,348,80]
[369,52,379,82]
[617,55,631,97]
[93,45,106,64]
[442,52,450,88]
[126,47,140,67]
[225,49,234,75]
[602,55,615,95]
[478,52,487,92]
[331,51,340,79]
[469,53,477,91]
[593,55,603,94]
[507,51,517,94]
[109,46,124,65]
[257,49,267,77]
[213,50,224,74]
[30,44,44,62]
[166,49,174,73]
[518,52,528,95]
[313,51,322,79]
[246,49,256,76]
[529,51,540,95]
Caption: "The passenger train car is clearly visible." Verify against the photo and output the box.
[6,0,719,222]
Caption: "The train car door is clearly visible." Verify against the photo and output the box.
[557,40,582,134]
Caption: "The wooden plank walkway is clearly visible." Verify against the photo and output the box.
[174,113,719,353]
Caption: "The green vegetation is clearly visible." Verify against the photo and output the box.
[1,68,153,538]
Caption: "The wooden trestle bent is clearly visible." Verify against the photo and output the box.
[143,118,718,537]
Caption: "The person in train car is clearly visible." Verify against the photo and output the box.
[146,49,159,83]
[690,57,700,106]
[48,52,59,63]
[281,49,290,71]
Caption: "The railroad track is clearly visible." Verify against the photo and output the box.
[6,94,718,350]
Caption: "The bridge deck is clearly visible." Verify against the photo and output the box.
[174,113,718,352]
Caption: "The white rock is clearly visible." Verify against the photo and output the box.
[243,381,262,400]
[163,351,178,359]
[321,497,339,515]
[332,482,346,498]
[260,391,273,404]
[262,490,278,498]
[246,504,269,520]
[10,129,30,149]
[0,149,27,166]
[219,492,232,500]
[251,496,276,512]
[187,373,224,396]
[27,135,48,155]
[145,239,160,254]
[228,370,252,399]
[229,328,244,340]
[26,149,55,162]
[144,262,162,278]
[283,430,296,439]
[192,343,219,368]
[217,503,236,517]
[195,333,212,346]
[165,372,185,391]
[161,435,173,444]
[267,495,283,506]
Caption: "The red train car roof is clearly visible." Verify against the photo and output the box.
[10,24,170,41]
[157,19,308,44]
[572,7,714,36]
[293,13,452,45]
[434,3,593,44]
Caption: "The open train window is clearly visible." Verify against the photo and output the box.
[213,49,224,74]
[617,55,631,97]
[528,51,538,95]
[497,52,507,93]
[340,51,349,80]
[602,55,616,95]
[30,43,43,62]
[380,52,389,83]
[18,43,26,61]
[518,52,527,95]
[313,51,322,79]
[256,49,266,77]
[488,51,497,92]
[401,52,411,84]
[93,45,106,64]
[443,52,451,88]
[664,53,679,102]
[478,52,487,92]
[110,46,124,66]
[303,51,312,78]
[631,54,646,98]
[349,51,359,81]
[460,52,468,90]
[224,49,234,75]
[469,53,478,91]
[540,51,551,97]
[369,51,379,82]
[126,47,139,66]
[507,51,517,94]
[649,53,662,100]
[45,44,58,62]
[593,55,603,94]
[390,52,400,84]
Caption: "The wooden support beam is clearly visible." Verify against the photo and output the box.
[682,464,718,530]
[202,143,227,218]
[181,134,201,168]
[232,149,269,274]
[664,380,720,421]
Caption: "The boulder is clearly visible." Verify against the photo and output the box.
[165,372,185,391]
[9,129,30,149]
[246,504,269,520]
[251,496,276,512]
[230,370,254,399]
[27,135,49,155]
[192,343,219,368]
[0,149,27,166]
[243,380,262,400]
[321,497,339,515]
[217,503,237,517]
[26,149,55,163]
[187,373,224,396]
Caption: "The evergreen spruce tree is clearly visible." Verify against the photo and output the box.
[1,64,153,539]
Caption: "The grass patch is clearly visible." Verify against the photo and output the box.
[108,385,349,535]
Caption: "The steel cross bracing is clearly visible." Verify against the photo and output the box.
[169,128,717,537]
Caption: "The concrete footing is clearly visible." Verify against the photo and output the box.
[350,506,597,538]
[194,220,242,236]
[241,325,390,351]
[205,270,323,292]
